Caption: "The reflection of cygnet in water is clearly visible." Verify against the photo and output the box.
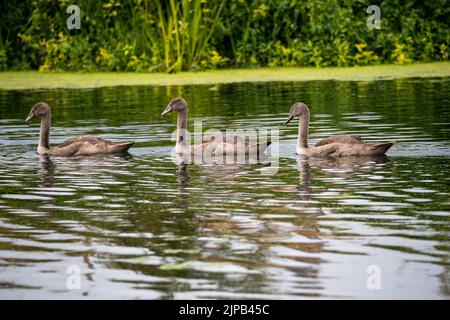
[297,156,324,216]
[303,155,391,170]
[56,152,133,171]
[170,137,270,166]
[177,163,189,189]
[38,154,55,187]
[177,163,190,211]
[38,153,133,191]
[298,157,312,196]
[296,155,391,215]
[172,148,270,182]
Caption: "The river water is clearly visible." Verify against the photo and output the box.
[0,78,449,299]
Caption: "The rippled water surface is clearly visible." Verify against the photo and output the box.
[0,79,449,299]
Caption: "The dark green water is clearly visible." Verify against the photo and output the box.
[0,78,449,299]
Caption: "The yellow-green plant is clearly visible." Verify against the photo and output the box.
[392,44,412,65]
[353,43,379,65]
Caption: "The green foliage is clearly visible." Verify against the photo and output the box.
[152,0,224,72]
[0,0,449,72]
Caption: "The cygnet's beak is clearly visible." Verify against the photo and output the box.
[285,113,294,125]
[24,112,35,123]
[161,105,173,117]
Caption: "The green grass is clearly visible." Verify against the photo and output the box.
[0,62,449,90]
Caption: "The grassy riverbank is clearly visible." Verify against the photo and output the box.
[0,62,449,90]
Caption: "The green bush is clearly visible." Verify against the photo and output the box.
[0,0,448,72]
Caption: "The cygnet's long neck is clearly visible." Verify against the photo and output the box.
[176,108,188,149]
[298,107,310,149]
[39,113,51,150]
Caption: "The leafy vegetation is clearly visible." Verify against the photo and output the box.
[0,0,448,72]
